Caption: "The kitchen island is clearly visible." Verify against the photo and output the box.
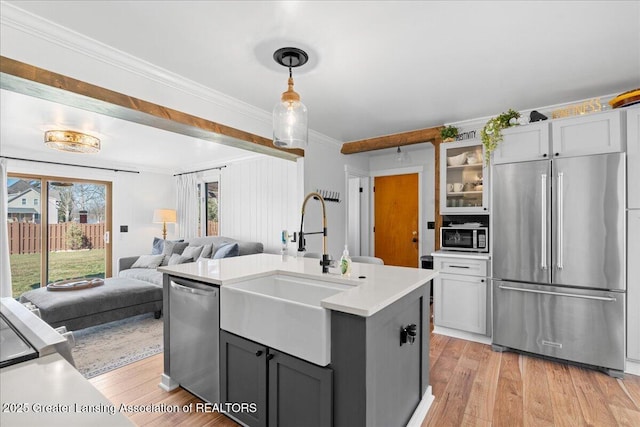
[158,253,437,427]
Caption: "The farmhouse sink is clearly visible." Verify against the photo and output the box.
[220,274,351,366]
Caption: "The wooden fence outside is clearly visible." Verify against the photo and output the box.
[8,222,106,255]
[207,220,219,236]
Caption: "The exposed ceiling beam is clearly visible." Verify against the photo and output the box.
[340,126,443,154]
[0,56,304,160]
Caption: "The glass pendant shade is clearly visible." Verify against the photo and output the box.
[273,78,308,148]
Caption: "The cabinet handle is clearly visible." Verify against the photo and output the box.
[555,152,560,156]
[480,279,485,283]
[256,350,263,357]
[449,265,470,269]
[543,153,548,158]
[266,353,274,361]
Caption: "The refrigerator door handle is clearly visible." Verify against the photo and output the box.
[557,172,564,270]
[541,173,548,270]
[497,285,617,302]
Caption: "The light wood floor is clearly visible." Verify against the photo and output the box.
[91,335,640,426]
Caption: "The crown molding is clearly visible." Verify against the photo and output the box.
[1,3,275,125]
[1,2,344,149]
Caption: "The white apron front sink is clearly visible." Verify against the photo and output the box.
[220,274,351,366]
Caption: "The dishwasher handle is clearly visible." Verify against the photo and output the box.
[170,280,218,297]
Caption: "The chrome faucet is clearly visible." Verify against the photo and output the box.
[298,192,330,273]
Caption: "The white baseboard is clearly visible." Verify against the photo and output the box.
[433,326,492,345]
[158,373,179,392]
[626,359,640,376]
[407,386,434,427]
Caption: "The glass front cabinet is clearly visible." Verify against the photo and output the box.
[440,139,489,214]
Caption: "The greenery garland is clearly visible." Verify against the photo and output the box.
[480,109,520,164]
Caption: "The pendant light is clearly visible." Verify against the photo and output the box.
[395,146,409,163]
[273,47,308,149]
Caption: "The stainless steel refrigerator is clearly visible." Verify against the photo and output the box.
[492,152,626,377]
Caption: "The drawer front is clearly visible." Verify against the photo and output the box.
[434,256,487,277]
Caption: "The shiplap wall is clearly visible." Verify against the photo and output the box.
[219,156,299,254]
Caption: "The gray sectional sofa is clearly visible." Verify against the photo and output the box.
[118,236,264,286]
[20,236,263,331]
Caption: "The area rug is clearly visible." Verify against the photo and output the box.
[72,313,163,379]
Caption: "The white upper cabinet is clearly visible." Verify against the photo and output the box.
[627,106,640,209]
[440,139,489,214]
[551,109,625,157]
[493,121,550,164]
[492,109,625,165]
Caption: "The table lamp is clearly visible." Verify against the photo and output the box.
[153,209,177,240]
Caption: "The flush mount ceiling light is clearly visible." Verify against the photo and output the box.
[44,130,100,154]
[273,47,308,149]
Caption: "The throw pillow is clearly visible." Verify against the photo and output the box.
[200,244,213,259]
[182,245,204,260]
[131,254,165,269]
[167,253,193,266]
[161,241,189,266]
[213,242,239,259]
[151,237,164,255]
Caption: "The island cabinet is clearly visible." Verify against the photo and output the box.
[331,285,430,427]
[220,330,332,427]
[432,253,489,336]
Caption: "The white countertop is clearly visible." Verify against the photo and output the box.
[158,253,437,317]
[0,353,133,427]
[431,250,491,260]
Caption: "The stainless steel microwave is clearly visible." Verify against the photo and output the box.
[440,226,488,252]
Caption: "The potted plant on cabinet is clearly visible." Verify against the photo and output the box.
[440,125,459,142]
[480,109,520,164]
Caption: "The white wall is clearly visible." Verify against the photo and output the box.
[303,140,369,259]
[218,156,299,254]
[3,158,175,275]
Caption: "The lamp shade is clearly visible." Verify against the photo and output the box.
[152,209,177,224]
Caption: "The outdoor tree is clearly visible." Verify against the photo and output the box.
[56,186,75,222]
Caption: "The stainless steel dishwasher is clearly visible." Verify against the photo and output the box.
[169,277,219,403]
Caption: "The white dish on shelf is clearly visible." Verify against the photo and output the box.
[466,154,480,165]
[447,152,467,166]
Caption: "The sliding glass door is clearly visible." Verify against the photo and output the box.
[7,174,111,298]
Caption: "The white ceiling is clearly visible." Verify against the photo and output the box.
[1,1,639,171]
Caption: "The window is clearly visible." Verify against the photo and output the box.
[34,198,39,206]
[21,198,26,205]
[205,182,219,236]
[199,180,219,236]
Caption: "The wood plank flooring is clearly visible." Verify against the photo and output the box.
[91,334,640,426]
[423,334,640,427]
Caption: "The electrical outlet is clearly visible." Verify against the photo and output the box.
[427,221,435,230]
[120,225,128,233]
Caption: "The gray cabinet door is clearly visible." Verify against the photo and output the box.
[220,330,267,427]
[268,349,333,427]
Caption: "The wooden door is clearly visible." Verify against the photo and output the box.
[374,174,419,267]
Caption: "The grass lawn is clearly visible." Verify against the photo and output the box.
[10,249,106,298]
